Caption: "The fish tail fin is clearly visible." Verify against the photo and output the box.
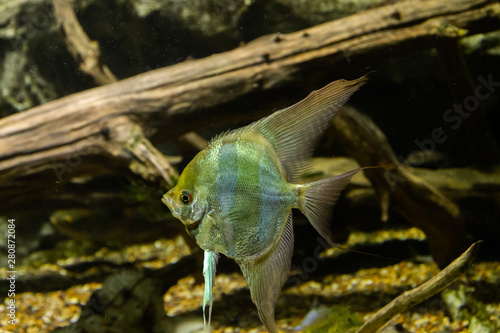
[298,168,364,245]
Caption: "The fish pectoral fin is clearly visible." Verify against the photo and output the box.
[299,168,364,246]
[237,212,294,333]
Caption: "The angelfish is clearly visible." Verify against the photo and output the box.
[162,76,368,333]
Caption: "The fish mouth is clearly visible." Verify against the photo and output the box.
[186,209,205,231]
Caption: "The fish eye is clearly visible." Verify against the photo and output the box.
[179,190,192,204]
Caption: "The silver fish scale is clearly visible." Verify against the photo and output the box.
[211,136,295,260]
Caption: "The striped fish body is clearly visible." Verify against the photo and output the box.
[185,131,297,260]
[162,76,368,333]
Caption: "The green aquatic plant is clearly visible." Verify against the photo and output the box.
[443,283,500,332]
[300,305,364,333]
[124,179,173,222]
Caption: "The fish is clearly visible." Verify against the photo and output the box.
[162,75,368,332]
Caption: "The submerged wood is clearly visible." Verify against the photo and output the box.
[436,38,500,168]
[356,241,482,333]
[332,106,467,267]
[53,0,178,186]
[52,0,117,85]
[1,0,499,210]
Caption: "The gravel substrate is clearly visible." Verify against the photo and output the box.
[1,229,499,333]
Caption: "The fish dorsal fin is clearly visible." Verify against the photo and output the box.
[241,76,368,183]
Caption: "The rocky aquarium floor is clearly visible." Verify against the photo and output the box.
[1,228,499,333]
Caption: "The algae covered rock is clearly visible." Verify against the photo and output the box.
[0,0,66,116]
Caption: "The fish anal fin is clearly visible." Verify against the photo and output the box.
[237,212,294,333]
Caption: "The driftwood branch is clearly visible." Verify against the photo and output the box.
[1,0,499,210]
[436,38,500,168]
[52,0,117,85]
[332,106,467,267]
[53,0,209,159]
[53,0,178,188]
[356,241,482,333]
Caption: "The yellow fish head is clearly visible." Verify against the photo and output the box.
[162,159,208,231]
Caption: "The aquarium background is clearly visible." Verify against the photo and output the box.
[1,0,499,332]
